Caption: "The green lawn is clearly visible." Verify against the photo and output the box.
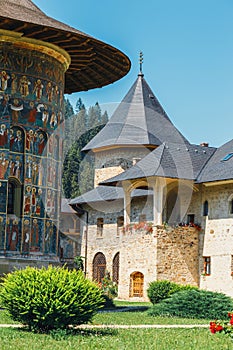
[0,308,230,350]
[0,327,232,350]
[93,311,210,325]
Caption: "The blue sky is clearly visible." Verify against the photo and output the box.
[34,0,233,147]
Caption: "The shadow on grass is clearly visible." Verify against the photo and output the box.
[15,326,118,340]
[102,306,149,313]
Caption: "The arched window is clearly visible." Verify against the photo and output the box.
[230,200,233,215]
[203,200,209,216]
[7,179,22,217]
[93,252,106,283]
[228,196,233,215]
[129,272,144,297]
[112,252,120,285]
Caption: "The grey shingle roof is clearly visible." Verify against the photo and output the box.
[83,74,189,151]
[61,198,76,214]
[197,139,233,183]
[0,0,130,93]
[69,186,153,205]
[101,143,216,184]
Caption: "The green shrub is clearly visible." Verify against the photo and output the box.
[0,266,104,332]
[148,289,233,319]
[100,272,118,299]
[147,280,197,304]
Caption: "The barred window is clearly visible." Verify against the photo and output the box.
[112,252,120,285]
[93,252,106,283]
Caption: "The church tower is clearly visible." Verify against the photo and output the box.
[0,0,130,271]
[83,53,188,187]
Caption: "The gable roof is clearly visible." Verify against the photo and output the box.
[0,0,130,93]
[197,139,233,183]
[101,142,216,185]
[61,198,76,214]
[69,186,153,205]
[83,73,189,151]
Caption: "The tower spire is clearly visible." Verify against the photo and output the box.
[139,51,143,74]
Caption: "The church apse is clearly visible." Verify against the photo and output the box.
[0,32,68,260]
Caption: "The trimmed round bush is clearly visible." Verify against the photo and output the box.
[147,280,197,304]
[148,289,233,319]
[0,266,104,332]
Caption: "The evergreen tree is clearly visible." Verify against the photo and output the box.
[101,110,109,125]
[78,158,94,195]
[94,102,102,124]
[62,99,108,198]
[87,106,99,129]
[64,98,74,120]
[75,97,85,113]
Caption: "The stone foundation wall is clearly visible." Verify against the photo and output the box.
[156,226,199,286]
[81,218,200,301]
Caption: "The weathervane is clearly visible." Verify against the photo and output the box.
[139,51,143,73]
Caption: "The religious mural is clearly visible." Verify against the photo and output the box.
[0,215,5,250]
[0,42,65,257]
[0,181,7,213]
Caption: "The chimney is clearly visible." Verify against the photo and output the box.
[200,142,209,147]
[132,158,141,165]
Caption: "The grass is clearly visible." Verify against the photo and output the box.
[0,310,19,324]
[0,327,232,350]
[114,300,152,307]
[0,306,229,349]
[93,311,210,325]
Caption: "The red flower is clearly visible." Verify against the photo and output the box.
[216,325,224,332]
[210,322,223,334]
[230,317,233,325]
[210,322,217,333]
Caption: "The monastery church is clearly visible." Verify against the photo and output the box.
[70,67,233,301]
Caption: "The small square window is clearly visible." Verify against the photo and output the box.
[117,216,124,236]
[187,214,195,225]
[97,218,103,237]
[203,256,211,275]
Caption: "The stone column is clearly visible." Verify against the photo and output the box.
[149,178,166,225]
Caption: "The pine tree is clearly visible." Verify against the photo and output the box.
[62,99,108,199]
[75,97,85,113]
[64,98,74,120]
[101,110,109,125]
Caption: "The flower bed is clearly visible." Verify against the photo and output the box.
[210,312,233,340]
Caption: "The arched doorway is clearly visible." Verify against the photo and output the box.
[130,272,144,297]
[112,252,120,285]
[93,252,106,283]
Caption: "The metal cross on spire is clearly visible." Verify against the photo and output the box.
[139,51,144,74]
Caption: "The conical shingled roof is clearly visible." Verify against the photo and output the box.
[83,73,189,151]
[0,0,131,93]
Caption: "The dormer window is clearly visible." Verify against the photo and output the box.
[221,153,233,161]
